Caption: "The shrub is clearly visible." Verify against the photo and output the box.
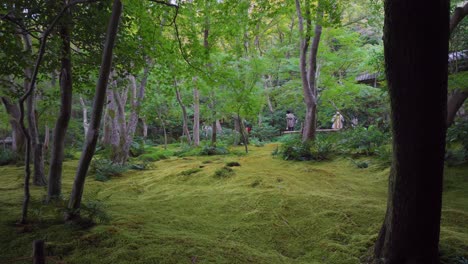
[249,137,265,147]
[214,166,235,178]
[338,125,390,155]
[277,135,313,161]
[80,190,111,224]
[375,144,393,167]
[445,145,467,166]
[310,135,334,160]
[226,161,241,167]
[90,158,129,182]
[250,124,279,142]
[0,148,16,166]
[129,140,145,157]
[199,145,229,156]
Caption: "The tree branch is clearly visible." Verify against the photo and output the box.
[450,3,468,34]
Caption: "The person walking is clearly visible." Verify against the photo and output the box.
[286,111,296,131]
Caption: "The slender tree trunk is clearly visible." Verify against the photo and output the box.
[211,120,217,146]
[157,110,168,150]
[66,0,122,221]
[1,97,25,154]
[295,0,322,142]
[141,119,148,139]
[22,33,46,186]
[175,87,192,145]
[237,113,249,153]
[373,1,449,263]
[80,96,89,136]
[48,4,73,200]
[193,85,200,146]
[447,89,468,126]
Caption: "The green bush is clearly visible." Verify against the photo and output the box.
[445,145,467,166]
[249,137,265,147]
[310,135,334,160]
[375,144,393,167]
[130,139,145,157]
[0,148,16,166]
[277,135,312,161]
[338,125,390,155]
[90,158,129,182]
[250,124,279,142]
[214,166,235,178]
[199,145,229,156]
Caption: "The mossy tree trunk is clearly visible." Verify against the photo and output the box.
[373,0,449,263]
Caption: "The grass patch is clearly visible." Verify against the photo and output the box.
[226,161,241,167]
[0,144,466,264]
[179,168,202,176]
[213,166,235,178]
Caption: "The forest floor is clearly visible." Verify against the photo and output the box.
[0,143,467,264]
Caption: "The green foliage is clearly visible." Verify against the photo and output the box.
[250,124,279,142]
[199,145,229,156]
[130,139,145,157]
[90,158,129,182]
[337,126,390,155]
[80,190,112,224]
[249,137,265,147]
[277,135,313,161]
[375,144,393,168]
[445,145,467,167]
[214,166,235,178]
[0,148,16,166]
[310,136,334,161]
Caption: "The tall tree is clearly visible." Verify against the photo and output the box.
[67,0,123,221]
[48,0,74,201]
[373,0,449,263]
[295,0,322,142]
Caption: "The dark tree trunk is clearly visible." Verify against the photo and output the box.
[193,86,200,146]
[447,89,467,127]
[373,1,449,263]
[48,3,73,201]
[1,97,25,154]
[66,0,122,221]
[22,33,46,187]
[295,0,322,142]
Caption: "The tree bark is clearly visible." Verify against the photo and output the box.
[449,2,468,34]
[80,96,89,136]
[175,86,192,145]
[67,0,122,221]
[48,3,73,200]
[373,1,449,263]
[1,97,25,154]
[193,85,200,146]
[447,89,468,126]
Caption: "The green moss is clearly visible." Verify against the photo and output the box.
[0,145,466,264]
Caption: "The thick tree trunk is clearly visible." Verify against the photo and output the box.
[373,1,449,263]
[175,87,192,145]
[447,89,467,126]
[193,86,200,146]
[48,5,73,200]
[1,97,25,154]
[67,0,122,221]
[237,113,249,153]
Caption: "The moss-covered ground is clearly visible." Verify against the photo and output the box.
[0,144,466,263]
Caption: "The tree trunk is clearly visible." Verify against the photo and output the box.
[1,97,25,154]
[22,33,46,187]
[295,0,322,142]
[80,96,89,136]
[193,86,200,146]
[48,4,73,200]
[175,87,192,145]
[373,1,449,263]
[141,118,148,139]
[447,89,467,126]
[237,113,249,153]
[66,0,122,221]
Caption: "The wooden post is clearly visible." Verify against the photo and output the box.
[32,240,45,264]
